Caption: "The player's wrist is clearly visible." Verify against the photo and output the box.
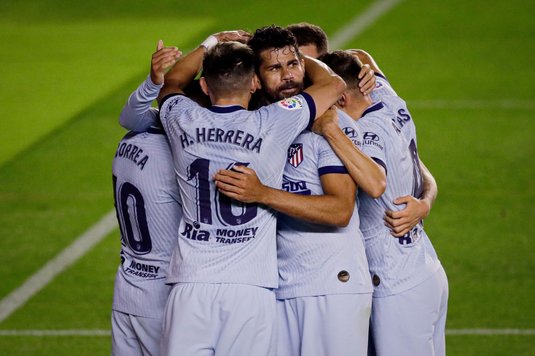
[200,35,218,51]
[419,198,431,218]
[148,73,164,87]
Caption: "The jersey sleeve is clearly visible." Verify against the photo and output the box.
[260,92,316,147]
[316,135,348,176]
[119,75,162,131]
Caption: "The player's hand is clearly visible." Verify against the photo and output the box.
[150,40,181,85]
[358,64,375,96]
[214,165,266,204]
[384,196,431,237]
[312,106,339,136]
[214,30,252,44]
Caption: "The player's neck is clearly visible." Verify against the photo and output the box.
[211,94,250,109]
[347,94,373,121]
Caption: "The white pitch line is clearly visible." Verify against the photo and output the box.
[408,99,535,110]
[0,329,111,336]
[330,0,404,49]
[0,210,118,323]
[0,328,533,337]
[446,329,535,336]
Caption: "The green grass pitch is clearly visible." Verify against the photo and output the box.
[0,0,533,354]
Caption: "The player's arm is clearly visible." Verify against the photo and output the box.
[346,49,385,78]
[312,107,386,198]
[214,165,356,227]
[384,159,438,236]
[157,31,251,105]
[156,46,205,104]
[303,56,347,119]
[119,40,181,131]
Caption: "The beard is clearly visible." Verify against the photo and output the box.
[265,80,304,102]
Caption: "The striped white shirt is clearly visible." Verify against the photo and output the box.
[276,130,372,299]
[354,102,441,297]
[112,128,182,318]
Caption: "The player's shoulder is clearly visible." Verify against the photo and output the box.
[370,73,398,100]
[262,93,312,113]
[159,94,199,117]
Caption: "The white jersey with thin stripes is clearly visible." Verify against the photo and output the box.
[276,131,372,299]
[354,102,441,297]
[159,93,316,288]
[112,128,182,318]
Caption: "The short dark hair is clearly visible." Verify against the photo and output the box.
[202,41,255,97]
[287,22,328,56]
[248,25,300,68]
[319,50,362,90]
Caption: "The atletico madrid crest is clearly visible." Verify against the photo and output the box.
[288,143,304,168]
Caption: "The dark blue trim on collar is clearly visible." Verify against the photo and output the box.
[361,102,384,118]
[208,105,245,113]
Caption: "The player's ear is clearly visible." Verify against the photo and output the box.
[199,77,210,96]
[337,92,347,108]
[250,74,260,93]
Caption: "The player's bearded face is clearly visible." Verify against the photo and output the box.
[258,47,305,102]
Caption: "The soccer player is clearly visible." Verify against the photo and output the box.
[154,31,345,354]
[318,50,448,356]
[111,43,182,356]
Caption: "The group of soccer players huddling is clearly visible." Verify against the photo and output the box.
[111,23,448,356]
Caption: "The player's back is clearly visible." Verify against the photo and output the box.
[276,130,372,299]
[159,94,315,289]
[112,127,182,318]
[354,103,440,297]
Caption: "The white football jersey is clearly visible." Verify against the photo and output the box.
[276,130,372,299]
[159,93,316,288]
[354,102,441,297]
[112,127,182,318]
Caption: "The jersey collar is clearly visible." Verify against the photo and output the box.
[361,101,384,118]
[208,105,245,113]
